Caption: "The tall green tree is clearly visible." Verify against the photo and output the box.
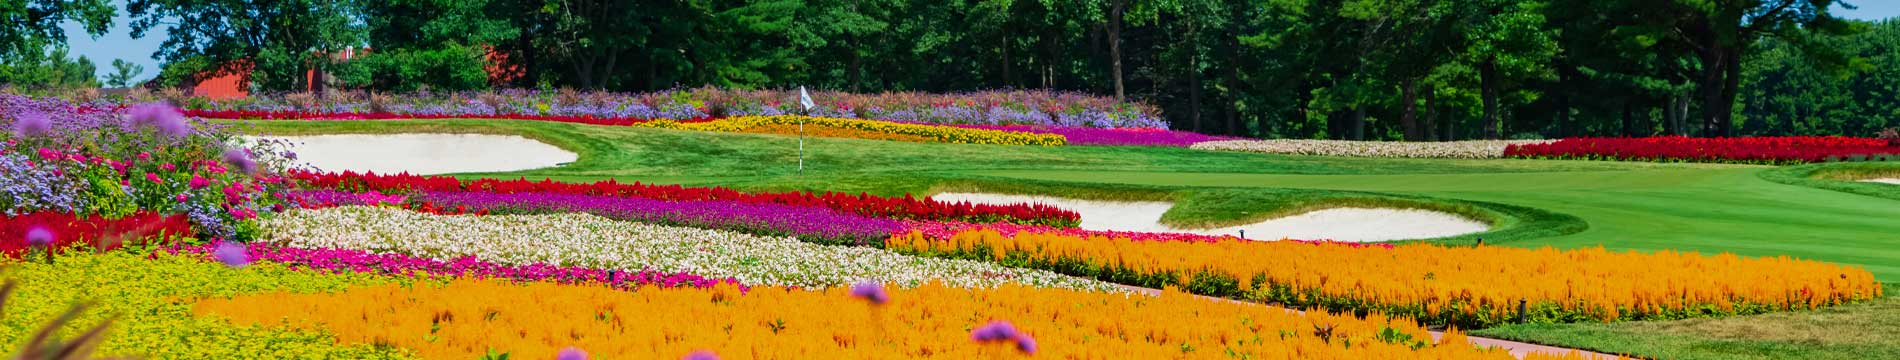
[128,0,366,92]
[103,58,145,87]
[1,0,113,59]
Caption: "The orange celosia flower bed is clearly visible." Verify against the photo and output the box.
[735,123,935,143]
[887,229,1883,328]
[191,278,1605,359]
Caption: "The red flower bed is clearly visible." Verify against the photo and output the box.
[2,212,195,256]
[1504,136,1900,164]
[182,109,718,127]
[288,171,1082,227]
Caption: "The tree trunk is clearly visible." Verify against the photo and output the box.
[1108,0,1126,101]
[1225,16,1243,136]
[1621,100,1635,137]
[1665,93,1681,135]
[1350,106,1367,140]
[1718,47,1742,137]
[1400,78,1420,141]
[848,41,862,92]
[1422,83,1439,141]
[1697,47,1727,137]
[1554,86,1570,139]
[1186,17,1202,133]
[1000,33,1012,87]
[1480,57,1500,139]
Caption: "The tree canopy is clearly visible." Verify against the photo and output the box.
[10,0,1896,139]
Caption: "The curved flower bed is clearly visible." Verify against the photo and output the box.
[414,191,903,246]
[734,123,935,142]
[3,211,194,256]
[180,109,689,126]
[193,279,1553,359]
[2,95,293,240]
[1504,136,1900,164]
[178,88,1166,129]
[166,243,741,290]
[640,115,1069,146]
[259,206,1115,291]
[888,229,1884,329]
[290,171,1080,227]
[955,124,1239,147]
[1191,139,1549,159]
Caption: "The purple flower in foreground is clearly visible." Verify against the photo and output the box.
[24,226,54,247]
[850,281,889,305]
[11,111,53,137]
[556,347,588,360]
[1015,333,1038,354]
[971,320,1036,354]
[971,321,1020,341]
[129,102,192,138]
[681,350,718,360]
[213,242,251,268]
[222,148,257,174]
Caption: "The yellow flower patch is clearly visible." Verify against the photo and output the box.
[640,115,1067,146]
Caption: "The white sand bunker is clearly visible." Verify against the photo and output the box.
[1861,178,1900,185]
[932,192,1489,242]
[248,134,577,175]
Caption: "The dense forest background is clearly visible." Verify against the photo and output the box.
[3,0,1897,140]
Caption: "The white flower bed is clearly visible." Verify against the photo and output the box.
[259,206,1117,291]
[1190,139,1551,159]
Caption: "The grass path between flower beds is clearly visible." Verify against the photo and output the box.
[229,119,1898,359]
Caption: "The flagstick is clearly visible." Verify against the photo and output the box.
[798,116,805,175]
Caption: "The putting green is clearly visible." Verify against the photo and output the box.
[229,119,1900,280]
[968,168,1900,279]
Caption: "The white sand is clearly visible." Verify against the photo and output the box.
[1862,178,1900,185]
[931,192,1489,242]
[244,134,577,175]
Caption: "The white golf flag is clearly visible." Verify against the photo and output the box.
[799,86,815,111]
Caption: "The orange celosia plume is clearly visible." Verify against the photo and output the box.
[192,278,1618,359]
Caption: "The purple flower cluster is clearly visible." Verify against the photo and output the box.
[168,243,744,289]
[285,189,408,207]
[185,88,1170,129]
[414,191,905,246]
[970,320,1038,354]
[0,147,87,215]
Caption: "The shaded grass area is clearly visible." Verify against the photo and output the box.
[1473,285,1900,360]
[1759,162,1900,202]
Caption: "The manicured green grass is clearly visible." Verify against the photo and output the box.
[1472,286,1900,360]
[1760,162,1900,202]
[233,119,1900,359]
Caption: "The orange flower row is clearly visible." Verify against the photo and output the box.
[887,229,1883,328]
[193,278,1608,359]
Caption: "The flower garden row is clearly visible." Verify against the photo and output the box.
[1200,136,1900,164]
[158,87,1169,129]
[11,252,1589,359]
[1504,136,1900,165]
[0,94,1877,358]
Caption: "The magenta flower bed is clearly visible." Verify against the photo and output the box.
[414,191,906,246]
[900,220,1395,249]
[167,243,743,289]
[947,124,1239,147]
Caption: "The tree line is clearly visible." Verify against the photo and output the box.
[3,0,1897,139]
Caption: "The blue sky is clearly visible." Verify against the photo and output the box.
[55,0,1900,84]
